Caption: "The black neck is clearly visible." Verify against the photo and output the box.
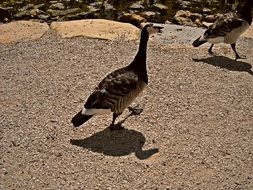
[128,32,149,84]
[238,1,253,24]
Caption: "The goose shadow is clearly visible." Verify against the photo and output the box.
[70,127,159,160]
[192,56,253,76]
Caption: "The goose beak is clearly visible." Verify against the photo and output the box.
[154,26,164,34]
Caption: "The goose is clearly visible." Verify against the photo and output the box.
[71,23,163,130]
[192,0,253,60]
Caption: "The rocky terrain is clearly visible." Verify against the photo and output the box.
[0,0,237,27]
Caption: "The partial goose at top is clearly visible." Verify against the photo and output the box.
[192,0,253,60]
[71,23,163,130]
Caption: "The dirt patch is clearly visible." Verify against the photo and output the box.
[0,31,253,189]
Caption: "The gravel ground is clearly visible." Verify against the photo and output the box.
[1,28,253,190]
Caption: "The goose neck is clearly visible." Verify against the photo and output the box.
[238,1,253,24]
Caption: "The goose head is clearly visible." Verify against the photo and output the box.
[141,23,164,38]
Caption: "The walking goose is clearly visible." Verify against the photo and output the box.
[71,23,163,130]
[192,0,253,60]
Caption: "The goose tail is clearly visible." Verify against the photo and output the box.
[71,111,93,127]
[192,36,207,47]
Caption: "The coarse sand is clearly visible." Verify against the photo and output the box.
[1,28,253,189]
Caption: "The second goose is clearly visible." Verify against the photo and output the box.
[192,0,253,60]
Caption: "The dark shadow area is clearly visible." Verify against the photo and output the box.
[70,118,158,160]
[192,56,253,76]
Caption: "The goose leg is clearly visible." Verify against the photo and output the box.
[109,113,124,130]
[128,105,143,115]
[231,43,246,60]
[208,44,214,55]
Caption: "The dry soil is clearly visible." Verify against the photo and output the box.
[1,28,253,190]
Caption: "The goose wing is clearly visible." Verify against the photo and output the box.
[204,15,244,39]
[84,68,138,110]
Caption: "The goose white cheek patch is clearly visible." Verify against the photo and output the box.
[82,108,111,115]
[147,27,158,35]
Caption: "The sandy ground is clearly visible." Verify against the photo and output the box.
[1,27,253,189]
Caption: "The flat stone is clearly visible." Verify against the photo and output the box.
[129,2,145,10]
[34,3,45,9]
[18,4,34,11]
[204,14,217,22]
[13,10,31,19]
[38,14,50,20]
[155,23,209,47]
[119,13,146,28]
[50,19,140,40]
[49,1,58,4]
[49,2,65,10]
[203,8,212,14]
[192,0,202,2]
[87,5,99,13]
[47,8,81,17]
[0,21,49,43]
[141,11,156,18]
[242,25,253,38]
[152,3,168,11]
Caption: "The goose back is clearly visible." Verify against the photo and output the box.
[84,67,146,114]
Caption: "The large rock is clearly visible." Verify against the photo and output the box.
[173,10,203,27]
[50,19,140,40]
[119,13,146,28]
[0,21,49,43]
